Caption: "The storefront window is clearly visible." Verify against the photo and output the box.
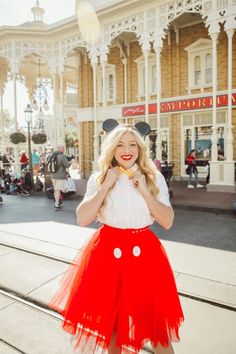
[194,126,212,160]
[184,126,225,161]
[184,128,192,159]
[149,130,168,161]
[161,130,168,161]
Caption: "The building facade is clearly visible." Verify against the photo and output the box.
[0,0,236,191]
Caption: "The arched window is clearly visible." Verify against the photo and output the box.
[135,53,158,97]
[185,38,213,89]
[205,53,212,84]
[96,63,116,103]
[194,56,201,86]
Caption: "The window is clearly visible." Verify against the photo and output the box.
[205,53,212,84]
[108,74,114,100]
[185,39,212,90]
[152,64,157,93]
[182,112,227,176]
[194,56,201,86]
[135,53,157,97]
[97,63,116,103]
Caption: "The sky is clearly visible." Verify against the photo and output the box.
[0,0,75,26]
[0,0,75,127]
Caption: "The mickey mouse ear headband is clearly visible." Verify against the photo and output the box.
[102,119,151,139]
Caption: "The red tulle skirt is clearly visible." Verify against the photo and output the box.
[49,224,184,353]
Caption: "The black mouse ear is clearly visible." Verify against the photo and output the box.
[102,119,119,132]
[134,121,151,137]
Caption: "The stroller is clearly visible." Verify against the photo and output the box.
[161,162,175,198]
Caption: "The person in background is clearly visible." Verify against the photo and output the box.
[49,145,78,211]
[217,144,225,161]
[186,149,204,188]
[19,151,28,171]
[2,154,11,172]
[32,148,41,177]
[153,158,162,172]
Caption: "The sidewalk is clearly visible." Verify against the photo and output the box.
[170,180,236,213]
[0,221,236,354]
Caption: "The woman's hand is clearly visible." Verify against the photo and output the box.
[102,168,121,191]
[130,172,149,195]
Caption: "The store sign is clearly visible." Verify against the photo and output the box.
[122,93,236,116]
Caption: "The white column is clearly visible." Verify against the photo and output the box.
[122,58,128,123]
[210,33,218,163]
[92,60,99,164]
[207,29,235,192]
[122,58,128,104]
[13,75,18,131]
[0,94,5,153]
[155,46,162,160]
[101,60,107,120]
[143,50,149,123]
[226,29,234,161]
[59,71,65,146]
[13,74,20,172]
[52,72,58,147]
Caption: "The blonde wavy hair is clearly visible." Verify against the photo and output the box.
[96,125,159,214]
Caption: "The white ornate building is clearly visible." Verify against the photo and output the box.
[0,0,236,191]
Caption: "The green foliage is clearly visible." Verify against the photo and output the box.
[10,132,26,144]
[31,133,47,144]
[65,134,79,148]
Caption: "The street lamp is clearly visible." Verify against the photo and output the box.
[24,104,34,188]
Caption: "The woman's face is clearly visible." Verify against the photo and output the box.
[114,131,139,169]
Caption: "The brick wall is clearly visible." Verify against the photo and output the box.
[79,121,94,178]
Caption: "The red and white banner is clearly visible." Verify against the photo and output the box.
[122,93,236,117]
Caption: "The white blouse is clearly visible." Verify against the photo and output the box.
[83,164,171,229]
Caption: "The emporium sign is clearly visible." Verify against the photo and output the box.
[122,93,236,117]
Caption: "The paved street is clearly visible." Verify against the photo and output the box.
[1,193,236,251]
[0,194,236,353]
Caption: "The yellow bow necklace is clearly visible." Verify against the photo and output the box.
[118,166,135,178]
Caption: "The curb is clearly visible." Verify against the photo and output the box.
[172,203,235,215]
[8,192,235,215]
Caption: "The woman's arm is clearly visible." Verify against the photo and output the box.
[76,185,110,226]
[76,168,121,227]
[139,189,174,230]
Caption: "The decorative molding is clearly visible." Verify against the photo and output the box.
[0,0,234,75]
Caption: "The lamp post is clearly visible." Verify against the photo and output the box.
[24,104,34,188]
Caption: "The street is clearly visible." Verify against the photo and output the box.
[1,193,236,251]
[0,194,236,354]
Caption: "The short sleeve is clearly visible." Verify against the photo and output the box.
[83,172,99,200]
[155,171,171,207]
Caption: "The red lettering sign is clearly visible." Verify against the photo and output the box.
[122,93,236,116]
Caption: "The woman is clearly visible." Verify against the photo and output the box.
[19,151,28,171]
[49,124,184,354]
[186,149,203,188]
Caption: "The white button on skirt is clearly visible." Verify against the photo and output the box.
[133,246,141,257]
[113,247,122,259]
